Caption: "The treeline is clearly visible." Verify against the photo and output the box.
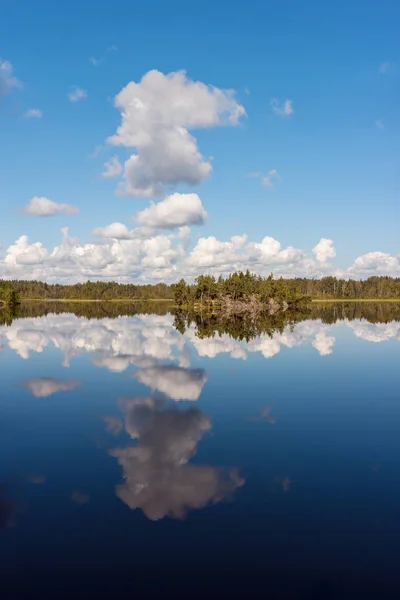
[174,273,400,309]
[289,276,400,299]
[2,274,400,302]
[0,280,174,301]
[0,284,19,307]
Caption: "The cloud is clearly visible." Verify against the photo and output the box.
[379,61,395,74]
[68,86,87,102]
[89,45,117,67]
[3,235,47,267]
[248,169,280,188]
[101,156,123,178]
[22,377,81,397]
[111,396,243,520]
[92,222,132,240]
[270,98,293,116]
[312,238,336,263]
[348,252,400,276]
[375,119,385,130]
[312,331,335,356]
[134,365,208,401]
[22,196,79,217]
[0,59,21,95]
[135,193,207,229]
[107,69,245,197]
[349,322,400,343]
[23,108,43,119]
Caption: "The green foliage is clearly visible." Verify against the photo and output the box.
[0,279,174,301]
[0,283,20,308]
[173,271,309,309]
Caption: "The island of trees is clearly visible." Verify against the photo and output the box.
[173,272,309,314]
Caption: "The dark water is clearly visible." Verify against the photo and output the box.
[1,302,400,598]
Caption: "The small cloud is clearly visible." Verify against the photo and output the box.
[89,45,118,67]
[92,222,132,239]
[248,169,280,188]
[23,108,43,119]
[270,98,293,117]
[68,86,87,102]
[375,119,385,130]
[101,156,123,178]
[379,61,395,74]
[21,197,80,217]
[21,377,81,396]
[0,59,22,95]
[244,87,250,95]
[71,491,90,505]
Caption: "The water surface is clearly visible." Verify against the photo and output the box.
[1,302,400,597]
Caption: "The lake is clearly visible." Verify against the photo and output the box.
[1,302,400,597]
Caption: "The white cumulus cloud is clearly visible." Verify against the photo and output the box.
[92,222,132,240]
[22,197,79,217]
[107,69,245,197]
[135,193,207,229]
[313,238,336,263]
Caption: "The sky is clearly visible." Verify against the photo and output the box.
[0,0,399,284]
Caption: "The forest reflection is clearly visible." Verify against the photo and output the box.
[1,301,400,366]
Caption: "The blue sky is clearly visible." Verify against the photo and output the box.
[0,0,399,282]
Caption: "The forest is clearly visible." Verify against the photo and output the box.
[1,273,400,302]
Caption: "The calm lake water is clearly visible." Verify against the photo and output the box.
[1,302,400,597]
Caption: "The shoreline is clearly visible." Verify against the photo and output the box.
[15,298,400,304]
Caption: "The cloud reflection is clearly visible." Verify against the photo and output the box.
[21,378,81,398]
[134,365,208,401]
[110,397,244,520]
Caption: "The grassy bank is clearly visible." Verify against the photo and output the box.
[311,298,400,303]
[21,298,174,303]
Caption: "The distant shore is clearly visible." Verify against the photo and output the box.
[20,298,174,303]
[311,298,400,303]
[18,298,400,304]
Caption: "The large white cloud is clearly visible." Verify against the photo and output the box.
[111,396,243,520]
[22,197,79,217]
[348,252,400,276]
[0,224,398,283]
[135,193,207,229]
[107,69,245,197]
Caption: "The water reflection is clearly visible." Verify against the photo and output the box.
[110,396,244,521]
[22,378,81,398]
[2,303,400,367]
[134,365,208,401]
